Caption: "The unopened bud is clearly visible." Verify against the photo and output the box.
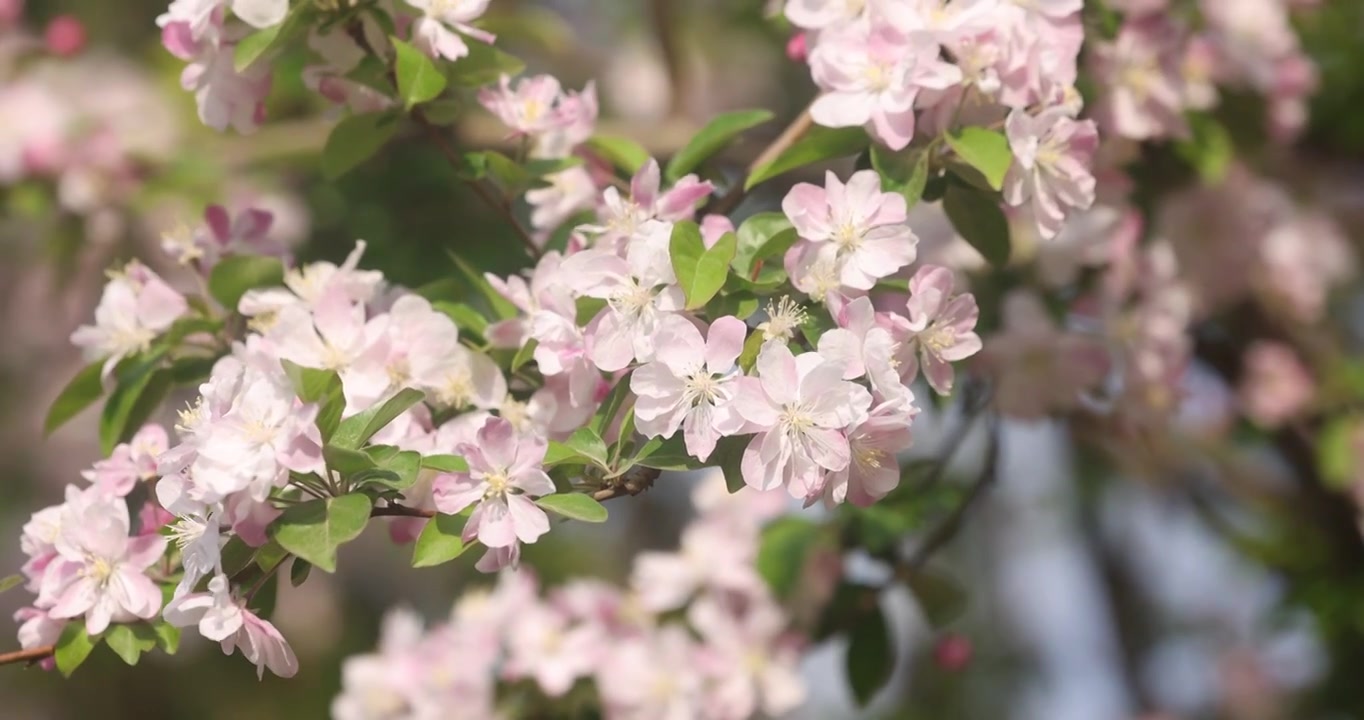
[45,15,87,57]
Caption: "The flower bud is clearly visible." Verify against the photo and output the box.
[44,15,87,57]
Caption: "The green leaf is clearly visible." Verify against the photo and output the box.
[706,291,761,321]
[665,109,773,182]
[757,516,824,600]
[104,624,157,666]
[745,126,868,190]
[446,41,525,87]
[445,250,519,320]
[421,98,463,125]
[738,331,766,373]
[281,360,341,403]
[942,183,1010,268]
[271,493,372,573]
[233,2,312,71]
[412,513,472,567]
[100,355,170,455]
[55,622,98,677]
[152,622,180,655]
[905,566,967,628]
[362,445,422,490]
[671,222,738,310]
[733,212,796,276]
[422,454,469,473]
[633,434,706,471]
[393,37,448,109]
[290,558,312,587]
[208,255,285,312]
[1174,113,1233,184]
[434,301,489,337]
[324,444,374,476]
[332,388,426,449]
[45,361,103,435]
[711,433,751,494]
[943,127,1012,191]
[584,134,651,176]
[1318,416,1360,489]
[322,111,402,181]
[511,339,538,372]
[535,493,609,523]
[481,150,533,195]
[590,376,632,437]
[565,427,609,468]
[846,604,894,706]
[0,574,22,595]
[872,145,931,206]
[575,296,607,326]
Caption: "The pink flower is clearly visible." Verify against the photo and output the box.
[562,220,684,371]
[980,292,1108,418]
[631,519,766,611]
[785,0,865,30]
[40,493,166,635]
[733,342,871,499]
[1238,341,1313,428]
[807,23,961,149]
[504,605,599,696]
[823,401,916,506]
[782,170,919,291]
[817,296,910,403]
[432,417,555,549]
[406,0,493,61]
[582,159,713,245]
[479,74,566,137]
[1002,107,1098,240]
[891,265,982,395]
[690,595,807,720]
[631,315,747,461]
[71,261,188,380]
[82,423,168,497]
[13,607,62,671]
[1090,17,1189,140]
[177,31,273,134]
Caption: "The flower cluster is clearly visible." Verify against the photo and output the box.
[334,474,806,720]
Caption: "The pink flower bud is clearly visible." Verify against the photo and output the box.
[0,0,23,26]
[785,32,808,64]
[44,15,87,57]
[934,634,973,672]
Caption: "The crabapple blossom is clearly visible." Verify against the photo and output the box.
[890,264,982,395]
[238,241,383,316]
[807,22,962,149]
[1003,106,1099,240]
[81,423,168,498]
[822,400,916,506]
[631,519,767,611]
[1089,16,1189,140]
[580,159,712,246]
[979,291,1108,419]
[432,417,555,551]
[503,604,599,696]
[734,342,872,499]
[478,74,568,137]
[631,314,747,461]
[40,491,166,635]
[817,296,911,403]
[70,260,188,379]
[405,0,493,62]
[689,594,807,720]
[782,170,918,291]
[1238,341,1314,428]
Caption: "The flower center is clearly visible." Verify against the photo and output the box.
[438,369,473,408]
[780,403,815,436]
[683,371,722,407]
[86,556,116,585]
[853,443,886,471]
[833,222,862,251]
[169,515,208,551]
[500,399,532,430]
[608,281,656,319]
[864,62,894,92]
[758,296,807,341]
[921,323,957,354]
[483,471,511,499]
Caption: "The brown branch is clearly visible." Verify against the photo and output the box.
[591,466,662,502]
[707,109,814,217]
[651,0,687,116]
[901,414,1000,575]
[371,504,436,518]
[0,645,53,667]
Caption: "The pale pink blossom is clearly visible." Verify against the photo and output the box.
[174,27,273,134]
[581,160,713,245]
[70,261,188,380]
[817,296,910,403]
[890,265,982,395]
[598,627,706,720]
[1003,107,1098,240]
[733,342,872,498]
[631,315,747,461]
[822,400,915,506]
[807,23,962,149]
[526,166,598,233]
[40,492,165,635]
[81,423,168,497]
[238,241,384,316]
[1090,17,1189,140]
[783,170,918,291]
[479,74,566,137]
[1238,341,1314,428]
[784,0,867,30]
[226,609,299,678]
[405,0,493,62]
[432,417,555,550]
[980,291,1108,418]
[690,595,807,720]
[631,520,767,611]
[504,605,599,696]
[13,607,62,671]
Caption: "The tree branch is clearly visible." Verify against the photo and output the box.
[371,504,436,519]
[0,645,53,667]
[901,414,1000,575]
[707,108,814,217]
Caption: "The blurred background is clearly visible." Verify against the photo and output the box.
[4,0,1364,718]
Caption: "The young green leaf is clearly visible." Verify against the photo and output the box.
[590,375,633,436]
[422,454,469,473]
[535,493,609,523]
[942,183,1011,268]
[446,41,525,87]
[100,359,170,455]
[756,516,824,600]
[322,111,402,181]
[871,145,931,206]
[511,339,538,372]
[271,493,371,573]
[732,212,796,275]
[104,624,157,666]
[0,574,22,595]
[233,2,312,71]
[289,558,312,587]
[445,250,519,319]
[412,513,473,567]
[55,622,99,677]
[331,388,426,449]
[846,604,894,706]
[208,255,285,312]
[943,127,1012,191]
[745,126,868,190]
[393,37,448,109]
[362,445,422,490]
[152,622,180,655]
[583,134,651,176]
[44,361,104,435]
[565,427,610,468]
[670,222,738,310]
[665,109,774,182]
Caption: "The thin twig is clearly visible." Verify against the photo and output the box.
[371,504,436,519]
[246,553,291,601]
[708,108,814,216]
[412,111,542,261]
[914,383,994,494]
[901,413,1000,575]
[0,645,53,667]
